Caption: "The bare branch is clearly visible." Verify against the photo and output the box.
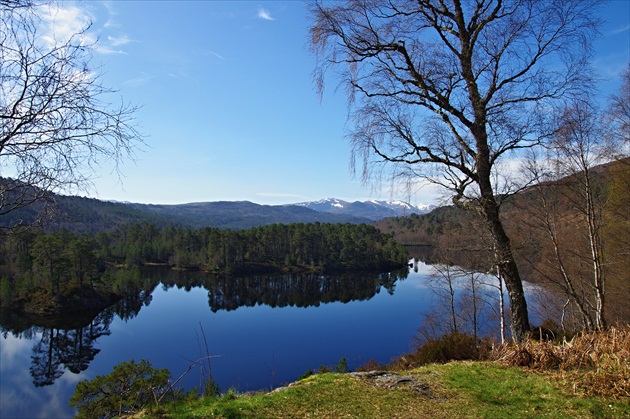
[308,0,602,341]
[0,2,144,229]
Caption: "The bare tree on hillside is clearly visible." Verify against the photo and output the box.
[521,81,629,330]
[605,66,630,152]
[0,0,142,230]
[308,0,600,341]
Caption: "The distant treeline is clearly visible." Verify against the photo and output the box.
[113,222,409,272]
[0,222,408,313]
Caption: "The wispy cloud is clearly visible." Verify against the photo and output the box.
[208,50,226,60]
[37,3,95,46]
[123,72,155,87]
[608,24,630,36]
[97,3,136,55]
[101,1,119,29]
[257,6,274,21]
[95,46,128,55]
[36,2,134,56]
[95,34,135,55]
[107,34,132,47]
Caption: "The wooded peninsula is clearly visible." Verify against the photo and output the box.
[0,222,408,315]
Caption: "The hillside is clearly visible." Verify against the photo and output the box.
[156,363,628,418]
[125,200,370,230]
[0,191,170,233]
[0,189,372,232]
[374,158,630,325]
[1,185,441,232]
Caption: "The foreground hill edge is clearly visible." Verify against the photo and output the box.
[126,327,630,418]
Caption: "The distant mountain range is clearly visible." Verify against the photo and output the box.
[123,198,434,228]
[0,183,434,232]
[293,198,435,221]
[123,200,371,230]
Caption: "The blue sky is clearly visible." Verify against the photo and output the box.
[43,1,630,206]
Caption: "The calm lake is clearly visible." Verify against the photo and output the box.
[1,260,536,418]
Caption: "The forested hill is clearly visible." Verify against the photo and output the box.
[125,201,370,230]
[374,158,630,325]
[0,222,409,315]
[0,191,169,233]
[374,158,629,247]
[0,188,371,232]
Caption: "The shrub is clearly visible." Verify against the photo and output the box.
[298,369,314,380]
[69,359,178,418]
[355,359,388,372]
[393,332,487,369]
[334,357,349,373]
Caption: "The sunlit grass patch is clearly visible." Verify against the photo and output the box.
[430,361,628,418]
[163,372,451,418]
[158,363,629,418]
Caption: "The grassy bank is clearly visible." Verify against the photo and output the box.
[74,327,629,418]
[156,361,628,418]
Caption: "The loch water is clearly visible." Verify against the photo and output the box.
[1,261,512,418]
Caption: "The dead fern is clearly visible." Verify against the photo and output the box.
[492,326,630,399]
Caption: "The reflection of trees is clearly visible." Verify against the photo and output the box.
[59,310,114,374]
[29,310,113,387]
[25,281,160,386]
[204,270,406,312]
[1,269,159,387]
[30,327,63,387]
[3,266,409,386]
[107,268,160,322]
[112,289,154,322]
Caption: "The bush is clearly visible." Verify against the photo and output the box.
[298,369,314,380]
[69,359,178,418]
[355,358,388,372]
[334,357,349,373]
[393,332,487,369]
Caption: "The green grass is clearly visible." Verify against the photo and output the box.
[153,362,629,418]
[435,362,628,418]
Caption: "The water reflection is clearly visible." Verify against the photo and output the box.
[0,269,159,388]
[0,308,114,388]
[0,268,408,388]
[200,271,405,312]
[29,311,112,387]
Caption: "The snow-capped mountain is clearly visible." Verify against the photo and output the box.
[292,198,435,221]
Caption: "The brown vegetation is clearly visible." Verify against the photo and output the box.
[492,326,630,399]
[506,158,630,328]
[389,332,491,371]
[377,327,629,400]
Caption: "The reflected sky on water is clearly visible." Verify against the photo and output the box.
[0,263,441,418]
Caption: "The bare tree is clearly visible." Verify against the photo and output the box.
[518,64,630,330]
[604,65,630,152]
[309,0,600,341]
[426,259,459,335]
[0,0,142,229]
[552,102,609,329]
[523,93,627,330]
[523,171,598,330]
